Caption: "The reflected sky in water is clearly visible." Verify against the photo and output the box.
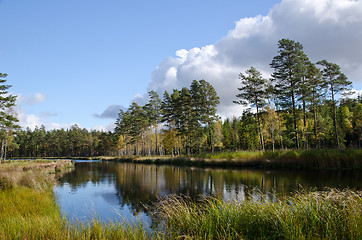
[55,161,362,226]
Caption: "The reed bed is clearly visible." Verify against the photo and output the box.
[157,189,362,239]
[0,160,74,190]
[115,149,362,170]
[195,149,362,169]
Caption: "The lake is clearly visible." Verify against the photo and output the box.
[54,160,362,227]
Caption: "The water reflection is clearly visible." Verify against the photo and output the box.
[55,161,362,225]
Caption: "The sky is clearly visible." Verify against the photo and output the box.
[1,0,361,131]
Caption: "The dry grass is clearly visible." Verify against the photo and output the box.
[0,160,73,190]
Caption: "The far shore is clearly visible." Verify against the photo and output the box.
[10,149,362,170]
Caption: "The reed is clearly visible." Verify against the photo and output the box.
[195,149,362,169]
[114,149,362,170]
[157,189,362,239]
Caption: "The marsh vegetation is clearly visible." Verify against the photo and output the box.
[1,160,361,239]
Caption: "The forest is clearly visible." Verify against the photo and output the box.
[3,39,362,158]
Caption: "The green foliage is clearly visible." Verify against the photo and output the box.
[113,79,220,156]
[12,125,117,158]
[270,39,311,149]
[234,67,267,150]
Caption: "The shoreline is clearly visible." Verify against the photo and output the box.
[12,149,362,170]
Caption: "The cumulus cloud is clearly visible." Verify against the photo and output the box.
[139,0,362,119]
[94,105,125,119]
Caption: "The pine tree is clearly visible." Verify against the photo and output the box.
[234,67,267,150]
[0,73,19,162]
[145,90,162,155]
[317,60,353,148]
[305,62,324,148]
[191,80,220,152]
[270,39,308,149]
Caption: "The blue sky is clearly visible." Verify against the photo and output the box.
[1,0,361,131]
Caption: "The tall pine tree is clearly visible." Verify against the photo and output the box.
[234,67,267,150]
[317,60,353,148]
[270,39,308,149]
[0,73,19,162]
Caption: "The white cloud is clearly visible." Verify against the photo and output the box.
[141,0,362,119]
[15,107,64,130]
[15,92,79,130]
[17,92,46,105]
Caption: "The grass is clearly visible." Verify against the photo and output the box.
[157,189,362,239]
[0,160,156,240]
[17,149,362,170]
[125,149,362,170]
[197,149,362,169]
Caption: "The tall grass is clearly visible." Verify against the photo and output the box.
[0,160,156,240]
[195,149,362,169]
[157,190,362,239]
[116,149,362,170]
[0,187,154,239]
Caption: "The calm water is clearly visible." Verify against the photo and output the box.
[54,161,362,226]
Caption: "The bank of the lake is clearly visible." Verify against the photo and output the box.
[1,160,361,239]
[0,160,152,240]
[14,149,362,170]
[88,149,362,170]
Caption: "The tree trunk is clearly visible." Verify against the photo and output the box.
[208,122,214,153]
[312,92,320,149]
[302,98,308,149]
[4,139,8,161]
[0,139,4,163]
[277,110,284,150]
[155,123,158,155]
[256,105,265,151]
[331,86,340,149]
[291,89,299,149]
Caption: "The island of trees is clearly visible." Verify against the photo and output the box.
[3,39,362,159]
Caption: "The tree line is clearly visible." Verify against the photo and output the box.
[10,125,116,158]
[112,38,360,155]
[235,39,359,150]
[4,38,362,158]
